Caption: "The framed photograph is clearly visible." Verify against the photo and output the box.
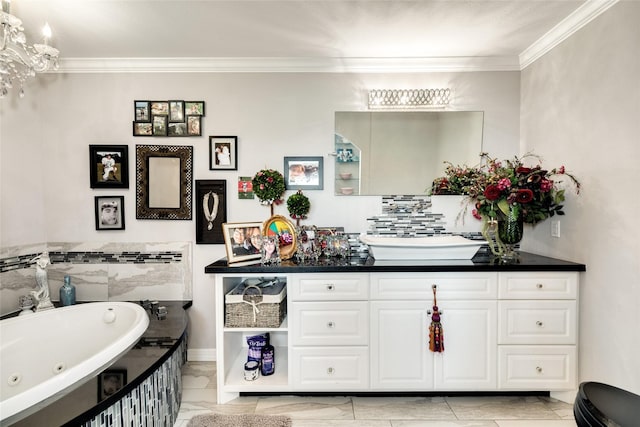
[185,101,205,116]
[134,100,150,121]
[209,136,237,170]
[98,369,127,401]
[151,101,169,116]
[222,222,263,264]
[133,122,153,136]
[169,100,184,122]
[95,196,125,230]
[238,176,254,199]
[263,214,298,260]
[187,116,201,136]
[195,180,227,244]
[168,122,188,136]
[136,144,193,220]
[153,115,168,136]
[284,156,323,190]
[89,145,129,189]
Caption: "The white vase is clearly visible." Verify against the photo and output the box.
[430,195,482,233]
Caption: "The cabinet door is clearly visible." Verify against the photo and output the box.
[433,300,497,390]
[370,301,434,389]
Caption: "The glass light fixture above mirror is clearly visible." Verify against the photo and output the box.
[368,89,451,109]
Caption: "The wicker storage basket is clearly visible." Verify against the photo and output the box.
[225,278,287,328]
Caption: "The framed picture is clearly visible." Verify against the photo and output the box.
[195,180,227,244]
[135,144,193,220]
[134,100,150,121]
[150,101,169,115]
[263,214,298,260]
[222,222,263,264]
[153,115,168,136]
[98,369,127,401]
[284,156,323,190]
[185,101,205,116]
[238,176,254,199]
[186,116,201,136]
[133,122,153,136]
[168,122,188,136]
[209,136,237,170]
[89,145,129,189]
[94,195,125,230]
[169,100,184,122]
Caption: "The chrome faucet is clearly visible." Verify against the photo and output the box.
[29,251,55,311]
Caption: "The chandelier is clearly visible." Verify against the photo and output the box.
[1,0,59,98]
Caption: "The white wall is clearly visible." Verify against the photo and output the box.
[1,71,520,353]
[521,2,640,394]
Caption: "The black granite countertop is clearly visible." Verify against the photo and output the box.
[205,251,585,274]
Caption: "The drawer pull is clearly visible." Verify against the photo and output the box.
[327,321,335,328]
[326,284,335,291]
[536,283,544,289]
[536,321,544,327]
[536,366,543,373]
[327,367,335,375]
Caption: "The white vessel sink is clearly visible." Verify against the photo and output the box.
[359,234,485,260]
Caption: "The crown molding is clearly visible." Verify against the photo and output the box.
[56,56,520,74]
[519,0,619,69]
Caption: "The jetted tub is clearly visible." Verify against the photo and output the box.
[0,302,149,425]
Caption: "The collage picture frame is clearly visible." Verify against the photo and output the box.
[133,100,204,137]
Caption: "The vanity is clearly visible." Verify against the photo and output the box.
[205,252,585,404]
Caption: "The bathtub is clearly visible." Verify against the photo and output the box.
[0,302,149,426]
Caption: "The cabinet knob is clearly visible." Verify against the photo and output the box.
[536,321,544,327]
[536,366,543,373]
[327,321,335,328]
[326,284,335,291]
[536,283,544,289]
[327,367,335,374]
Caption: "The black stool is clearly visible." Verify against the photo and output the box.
[574,381,640,426]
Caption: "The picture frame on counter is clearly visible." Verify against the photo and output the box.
[89,144,129,189]
[263,214,298,260]
[94,195,125,230]
[222,221,263,264]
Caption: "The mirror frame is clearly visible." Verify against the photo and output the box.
[136,144,193,220]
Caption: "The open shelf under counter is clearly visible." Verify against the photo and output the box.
[223,346,290,391]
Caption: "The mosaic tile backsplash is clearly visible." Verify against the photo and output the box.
[0,242,192,316]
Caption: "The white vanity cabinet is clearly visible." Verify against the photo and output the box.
[210,262,582,404]
[370,272,498,390]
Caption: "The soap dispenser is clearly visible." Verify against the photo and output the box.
[59,275,76,306]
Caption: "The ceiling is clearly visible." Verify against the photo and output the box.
[11,0,617,72]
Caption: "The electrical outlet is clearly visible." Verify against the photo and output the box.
[551,220,560,238]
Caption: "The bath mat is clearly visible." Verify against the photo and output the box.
[186,413,292,427]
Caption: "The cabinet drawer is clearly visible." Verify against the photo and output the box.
[289,274,369,301]
[291,302,368,346]
[370,272,498,300]
[499,346,576,390]
[499,301,576,344]
[292,347,369,390]
[498,272,578,299]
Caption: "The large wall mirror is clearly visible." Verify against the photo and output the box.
[136,145,193,219]
[334,111,484,195]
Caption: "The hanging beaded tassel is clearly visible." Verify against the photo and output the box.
[429,284,444,352]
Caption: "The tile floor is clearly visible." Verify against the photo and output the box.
[174,362,576,427]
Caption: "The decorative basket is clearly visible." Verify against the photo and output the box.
[224,278,287,328]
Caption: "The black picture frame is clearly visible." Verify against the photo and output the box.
[89,145,129,189]
[153,115,168,136]
[135,144,193,220]
[209,136,238,170]
[284,156,323,190]
[185,101,205,116]
[98,369,127,401]
[135,100,204,137]
[94,195,125,230]
[132,122,153,136]
[169,100,184,122]
[134,100,150,121]
[186,116,201,136]
[195,180,227,244]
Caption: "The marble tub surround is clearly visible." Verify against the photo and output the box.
[0,241,191,316]
[175,362,575,427]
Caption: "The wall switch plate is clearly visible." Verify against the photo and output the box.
[551,220,560,238]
